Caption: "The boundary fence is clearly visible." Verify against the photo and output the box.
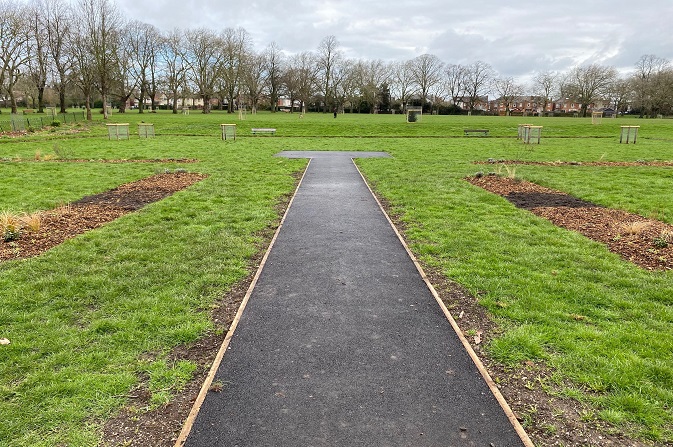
[0,111,86,132]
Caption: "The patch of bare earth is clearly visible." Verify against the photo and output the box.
[0,172,207,262]
[467,175,673,271]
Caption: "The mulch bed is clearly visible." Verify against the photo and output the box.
[467,175,673,271]
[0,172,207,262]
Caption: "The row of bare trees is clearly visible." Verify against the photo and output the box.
[2,0,672,118]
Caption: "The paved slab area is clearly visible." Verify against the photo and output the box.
[184,151,525,446]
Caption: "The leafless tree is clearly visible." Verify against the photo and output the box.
[608,77,633,115]
[77,0,123,119]
[160,28,188,114]
[126,21,161,113]
[330,58,354,113]
[264,42,284,112]
[26,2,50,112]
[70,25,96,119]
[444,64,466,107]
[0,0,32,113]
[114,23,137,113]
[409,54,444,110]
[220,27,252,112]
[284,51,318,114]
[243,51,267,113]
[493,76,524,115]
[316,35,342,113]
[390,60,414,112]
[531,70,559,115]
[354,59,391,113]
[42,0,73,113]
[632,54,670,117]
[463,61,494,113]
[562,64,618,117]
[184,28,223,113]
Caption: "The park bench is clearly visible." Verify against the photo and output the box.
[23,109,34,115]
[464,129,489,136]
[251,128,276,135]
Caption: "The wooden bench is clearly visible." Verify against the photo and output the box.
[251,128,276,135]
[464,129,489,136]
[23,109,35,115]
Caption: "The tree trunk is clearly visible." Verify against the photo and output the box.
[59,88,67,113]
[38,87,45,113]
[85,93,92,120]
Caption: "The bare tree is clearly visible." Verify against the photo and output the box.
[390,60,414,112]
[284,51,318,114]
[316,35,342,113]
[532,70,559,115]
[409,53,444,110]
[184,28,223,113]
[160,28,188,114]
[221,27,252,112]
[43,0,73,113]
[70,24,96,119]
[463,61,494,114]
[243,51,267,113]
[493,76,524,115]
[562,64,618,117]
[355,59,391,113]
[264,42,284,112]
[444,63,466,107]
[609,77,632,115]
[632,54,670,117]
[330,58,354,113]
[113,23,137,113]
[126,21,161,113]
[0,0,31,113]
[26,2,50,112]
[77,0,123,119]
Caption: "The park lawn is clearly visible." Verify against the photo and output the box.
[1,111,673,444]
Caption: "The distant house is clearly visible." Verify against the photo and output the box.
[490,95,553,115]
[455,95,489,112]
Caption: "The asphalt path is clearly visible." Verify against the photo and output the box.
[183,151,526,446]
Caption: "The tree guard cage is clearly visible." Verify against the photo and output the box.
[106,123,129,140]
[592,111,603,124]
[406,106,423,123]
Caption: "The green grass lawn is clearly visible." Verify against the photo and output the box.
[1,111,672,445]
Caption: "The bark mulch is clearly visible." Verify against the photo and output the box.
[0,172,207,263]
[467,175,673,271]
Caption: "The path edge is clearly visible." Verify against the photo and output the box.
[173,160,311,447]
[352,159,535,447]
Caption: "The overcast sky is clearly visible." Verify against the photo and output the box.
[116,0,672,82]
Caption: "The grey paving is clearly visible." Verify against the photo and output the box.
[185,151,525,447]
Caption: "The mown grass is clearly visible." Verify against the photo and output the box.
[1,111,673,444]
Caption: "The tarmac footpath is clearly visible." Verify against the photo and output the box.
[179,151,529,447]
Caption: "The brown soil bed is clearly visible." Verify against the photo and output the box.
[467,175,673,271]
[0,172,207,262]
